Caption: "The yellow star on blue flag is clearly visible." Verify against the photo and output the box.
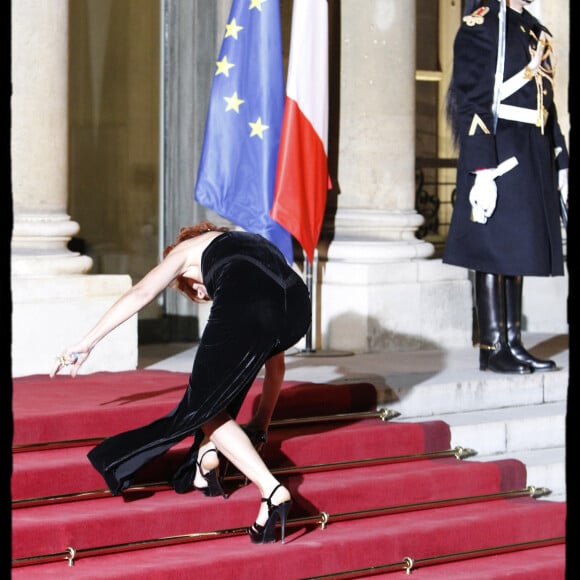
[194,0,292,262]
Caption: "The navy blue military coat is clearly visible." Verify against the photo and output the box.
[442,1,568,276]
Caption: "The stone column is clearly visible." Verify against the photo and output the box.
[11,0,134,377]
[331,0,429,254]
[11,0,92,275]
[315,0,472,352]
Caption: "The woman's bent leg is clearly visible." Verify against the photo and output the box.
[203,414,290,529]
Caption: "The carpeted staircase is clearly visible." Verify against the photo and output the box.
[12,370,566,578]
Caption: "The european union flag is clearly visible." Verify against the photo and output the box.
[194,0,293,262]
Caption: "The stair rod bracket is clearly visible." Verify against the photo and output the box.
[454,446,478,460]
[378,408,401,421]
[528,486,553,499]
[66,547,75,567]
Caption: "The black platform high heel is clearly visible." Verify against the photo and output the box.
[248,484,292,544]
[194,449,228,499]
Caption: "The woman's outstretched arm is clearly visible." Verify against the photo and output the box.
[50,249,187,378]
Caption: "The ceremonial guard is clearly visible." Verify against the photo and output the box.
[443,0,569,374]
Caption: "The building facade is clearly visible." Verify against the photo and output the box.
[11,0,569,377]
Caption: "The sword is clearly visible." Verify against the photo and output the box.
[560,195,568,229]
[492,0,507,133]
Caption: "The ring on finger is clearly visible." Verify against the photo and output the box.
[57,353,80,366]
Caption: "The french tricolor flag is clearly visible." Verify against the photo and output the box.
[271,0,329,264]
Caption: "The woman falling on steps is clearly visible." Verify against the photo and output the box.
[51,221,312,544]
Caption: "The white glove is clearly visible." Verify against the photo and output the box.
[469,169,498,224]
[558,168,568,205]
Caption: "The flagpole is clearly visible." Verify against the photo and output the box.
[303,257,315,353]
[292,250,353,358]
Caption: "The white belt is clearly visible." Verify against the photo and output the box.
[497,103,547,126]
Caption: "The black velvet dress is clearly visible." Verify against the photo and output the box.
[87,231,311,495]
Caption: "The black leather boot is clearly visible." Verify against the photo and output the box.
[475,272,533,374]
[504,275,556,371]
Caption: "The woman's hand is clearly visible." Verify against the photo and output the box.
[50,347,90,378]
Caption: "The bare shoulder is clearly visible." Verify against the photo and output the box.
[173,231,225,269]
[179,230,223,252]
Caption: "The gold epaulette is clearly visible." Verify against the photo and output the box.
[463,6,490,27]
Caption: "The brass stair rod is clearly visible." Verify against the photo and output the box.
[300,536,566,579]
[13,437,104,453]
[12,484,170,509]
[13,447,477,509]
[300,485,553,530]
[12,486,555,569]
[12,527,250,569]
[12,409,401,454]
[225,446,478,479]
[269,408,400,426]
[400,536,565,575]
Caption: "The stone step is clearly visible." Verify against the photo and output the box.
[475,447,566,502]
[394,400,566,501]
[399,401,566,454]
[377,367,568,419]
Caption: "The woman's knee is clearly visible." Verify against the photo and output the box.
[202,411,231,437]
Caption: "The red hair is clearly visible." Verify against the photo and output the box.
[163,221,229,302]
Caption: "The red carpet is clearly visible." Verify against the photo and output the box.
[12,370,566,578]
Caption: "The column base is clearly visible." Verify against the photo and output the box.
[12,274,136,377]
[11,253,94,276]
[314,251,473,352]
[12,213,95,275]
